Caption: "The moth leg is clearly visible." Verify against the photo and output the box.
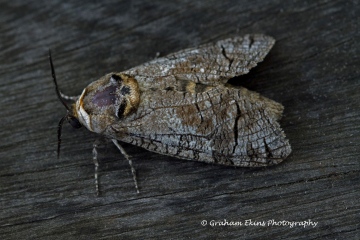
[60,91,79,101]
[111,139,140,193]
[92,139,102,196]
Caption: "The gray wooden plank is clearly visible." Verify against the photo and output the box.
[0,0,359,239]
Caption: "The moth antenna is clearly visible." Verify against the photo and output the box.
[49,49,71,158]
[49,49,70,111]
[57,115,67,158]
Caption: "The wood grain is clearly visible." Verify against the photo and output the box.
[0,0,359,239]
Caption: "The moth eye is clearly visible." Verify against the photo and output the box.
[68,116,82,129]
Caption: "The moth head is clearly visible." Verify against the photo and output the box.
[49,50,82,158]
[49,50,140,158]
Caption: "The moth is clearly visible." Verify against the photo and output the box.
[50,34,291,194]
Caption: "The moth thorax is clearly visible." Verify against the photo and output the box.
[74,73,140,133]
[114,74,140,118]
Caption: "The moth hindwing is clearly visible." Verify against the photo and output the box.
[50,34,291,195]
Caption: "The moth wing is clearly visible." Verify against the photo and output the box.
[109,86,291,167]
[123,34,275,89]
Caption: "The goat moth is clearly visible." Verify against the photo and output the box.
[50,34,292,194]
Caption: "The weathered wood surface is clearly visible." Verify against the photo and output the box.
[0,0,359,239]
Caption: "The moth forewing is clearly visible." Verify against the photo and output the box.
[108,84,291,167]
[51,34,291,195]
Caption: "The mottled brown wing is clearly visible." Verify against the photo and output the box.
[108,85,291,167]
[123,34,275,90]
